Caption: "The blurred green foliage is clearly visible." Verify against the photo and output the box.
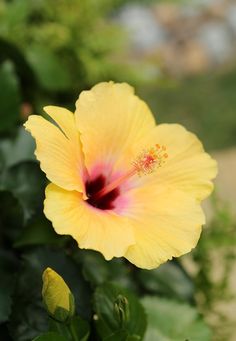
[0,0,146,125]
[139,67,236,151]
[142,296,212,340]
[193,196,236,341]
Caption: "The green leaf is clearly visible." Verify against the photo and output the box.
[137,261,194,302]
[0,61,21,132]
[9,267,49,341]
[0,250,19,323]
[0,37,37,97]
[0,127,35,168]
[0,190,24,242]
[2,161,46,222]
[94,282,146,340]
[103,331,141,341]
[103,330,129,341]
[126,336,141,341]
[33,332,67,341]
[77,250,136,291]
[49,316,90,341]
[0,323,14,341]
[49,320,73,341]
[14,216,61,248]
[142,296,212,341]
[26,46,71,91]
[68,316,90,341]
[0,149,4,174]
[79,251,110,286]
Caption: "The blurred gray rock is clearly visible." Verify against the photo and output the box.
[226,4,236,33]
[198,22,233,63]
[118,4,166,53]
[116,0,236,75]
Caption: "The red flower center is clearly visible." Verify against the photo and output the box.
[86,175,120,210]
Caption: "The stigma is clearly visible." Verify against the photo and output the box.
[87,144,168,203]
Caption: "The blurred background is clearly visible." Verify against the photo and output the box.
[0,0,236,340]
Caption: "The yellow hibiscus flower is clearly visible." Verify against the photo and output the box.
[24,82,217,269]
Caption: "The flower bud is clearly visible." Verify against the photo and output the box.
[42,267,75,322]
[113,294,130,327]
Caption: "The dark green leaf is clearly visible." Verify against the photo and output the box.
[26,46,71,91]
[0,37,37,102]
[80,251,110,286]
[33,332,67,341]
[0,190,24,242]
[0,61,21,132]
[68,316,90,341]
[48,316,90,341]
[103,331,141,341]
[0,127,35,168]
[14,216,61,248]
[142,296,212,341]
[2,161,46,223]
[9,266,49,341]
[103,330,129,341]
[0,323,13,341]
[77,250,136,291]
[94,282,146,340]
[0,149,4,174]
[49,320,73,341]
[0,249,19,323]
[137,261,194,302]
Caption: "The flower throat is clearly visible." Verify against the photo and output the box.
[86,144,168,210]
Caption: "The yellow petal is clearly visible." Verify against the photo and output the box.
[124,187,205,269]
[43,105,79,143]
[24,108,86,194]
[75,82,155,174]
[44,183,135,260]
[134,124,217,201]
